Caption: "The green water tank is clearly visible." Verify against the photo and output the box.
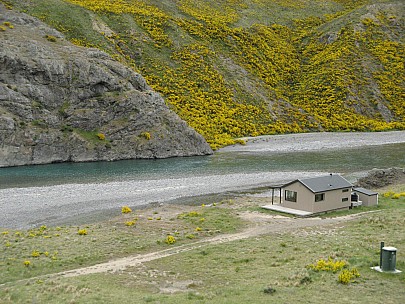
[381,246,397,272]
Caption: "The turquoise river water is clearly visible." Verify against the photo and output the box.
[0,132,404,229]
[1,143,405,189]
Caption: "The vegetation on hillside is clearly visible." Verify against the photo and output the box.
[2,0,404,149]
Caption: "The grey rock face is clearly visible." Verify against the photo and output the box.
[0,5,212,167]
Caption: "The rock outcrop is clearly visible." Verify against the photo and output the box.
[357,168,405,189]
[0,5,212,167]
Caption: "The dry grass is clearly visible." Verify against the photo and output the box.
[1,186,404,303]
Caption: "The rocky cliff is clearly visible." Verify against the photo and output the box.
[0,5,212,167]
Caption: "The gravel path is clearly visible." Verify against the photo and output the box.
[1,131,404,230]
[221,131,405,153]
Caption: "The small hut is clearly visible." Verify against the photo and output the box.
[353,187,378,206]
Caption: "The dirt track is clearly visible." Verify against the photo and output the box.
[56,211,375,278]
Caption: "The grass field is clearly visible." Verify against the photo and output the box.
[1,185,404,303]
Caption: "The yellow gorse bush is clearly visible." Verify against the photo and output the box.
[165,235,176,245]
[178,211,201,219]
[97,133,106,140]
[307,257,347,273]
[384,191,405,199]
[45,34,57,42]
[383,191,394,198]
[62,0,405,149]
[338,268,360,284]
[125,220,136,226]
[67,0,172,47]
[121,206,132,214]
[140,132,151,140]
[391,192,405,199]
[31,250,41,257]
[0,21,14,31]
[77,229,88,235]
[3,21,13,29]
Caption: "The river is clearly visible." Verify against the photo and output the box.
[1,131,405,229]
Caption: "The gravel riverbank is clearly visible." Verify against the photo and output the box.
[1,131,405,229]
[220,131,405,153]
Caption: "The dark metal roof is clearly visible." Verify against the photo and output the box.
[283,174,353,193]
[353,187,378,196]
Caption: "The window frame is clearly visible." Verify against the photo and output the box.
[315,193,325,202]
[285,190,297,202]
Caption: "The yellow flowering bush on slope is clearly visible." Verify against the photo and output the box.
[19,0,405,148]
[152,43,285,149]
[67,0,172,47]
[289,9,405,131]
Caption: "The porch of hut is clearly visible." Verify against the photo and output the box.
[261,183,314,217]
[267,184,283,205]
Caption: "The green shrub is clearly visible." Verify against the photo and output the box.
[60,125,74,132]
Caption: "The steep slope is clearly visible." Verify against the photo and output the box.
[2,0,404,150]
[0,5,212,167]
[289,1,405,131]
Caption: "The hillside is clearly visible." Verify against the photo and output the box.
[0,4,212,167]
[1,0,405,149]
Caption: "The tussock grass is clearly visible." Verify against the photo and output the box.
[1,188,404,303]
[0,202,244,285]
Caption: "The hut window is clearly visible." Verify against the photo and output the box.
[342,189,349,192]
[315,193,325,202]
[285,190,297,202]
